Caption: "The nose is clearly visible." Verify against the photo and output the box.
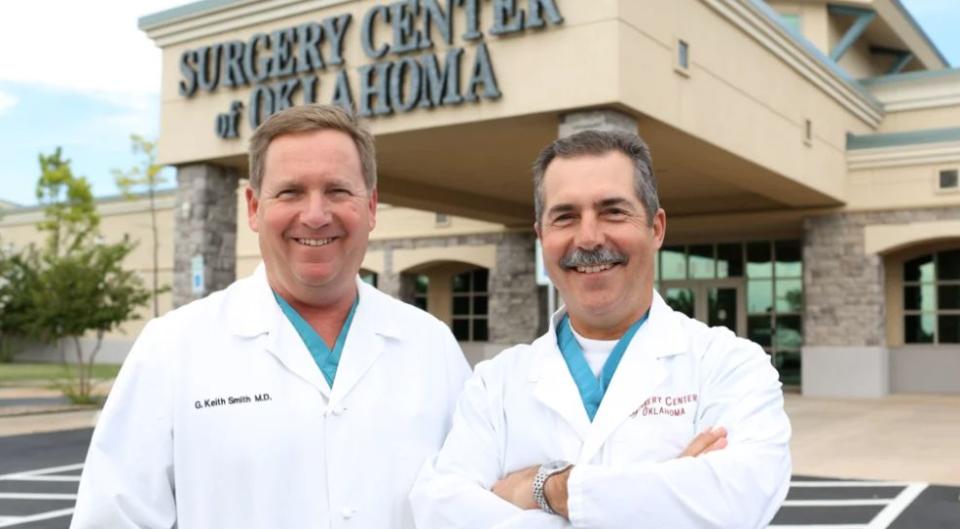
[300,191,332,229]
[574,212,604,250]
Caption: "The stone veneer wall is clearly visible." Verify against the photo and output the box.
[173,164,239,307]
[369,230,540,345]
[803,206,960,347]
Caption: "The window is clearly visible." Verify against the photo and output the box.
[677,40,689,69]
[413,274,428,311]
[435,212,451,227]
[904,249,960,344]
[452,268,489,342]
[939,169,958,190]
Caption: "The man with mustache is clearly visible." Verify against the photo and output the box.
[411,130,791,528]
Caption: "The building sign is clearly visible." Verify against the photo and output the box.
[175,0,564,139]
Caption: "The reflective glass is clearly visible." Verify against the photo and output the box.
[939,315,960,343]
[775,279,803,313]
[904,255,934,282]
[473,295,488,315]
[452,319,469,341]
[452,272,469,292]
[665,288,694,317]
[748,315,772,347]
[708,287,737,332]
[904,314,935,343]
[938,249,960,280]
[746,242,772,278]
[904,285,935,311]
[474,318,489,341]
[748,279,774,314]
[774,240,802,278]
[415,274,429,294]
[414,297,427,311]
[774,315,803,349]
[937,285,959,310]
[473,269,490,292]
[452,296,470,316]
[776,350,801,386]
[660,246,686,280]
[688,245,715,279]
[360,271,378,287]
[716,243,743,278]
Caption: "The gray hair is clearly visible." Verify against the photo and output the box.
[248,104,376,193]
[532,130,660,225]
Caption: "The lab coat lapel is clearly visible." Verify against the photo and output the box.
[264,314,332,397]
[579,294,686,463]
[328,281,393,403]
[532,313,591,440]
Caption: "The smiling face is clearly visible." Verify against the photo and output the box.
[246,129,377,307]
[537,150,665,339]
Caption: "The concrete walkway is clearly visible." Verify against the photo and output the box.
[786,393,960,486]
[1,386,958,485]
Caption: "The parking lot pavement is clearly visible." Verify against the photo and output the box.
[0,429,958,528]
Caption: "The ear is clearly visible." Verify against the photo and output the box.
[534,221,542,240]
[245,186,260,232]
[367,187,378,231]
[651,208,667,249]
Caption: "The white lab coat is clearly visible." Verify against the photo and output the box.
[411,292,791,529]
[72,265,471,529]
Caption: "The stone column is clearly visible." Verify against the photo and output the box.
[488,232,540,345]
[802,212,888,398]
[173,163,240,307]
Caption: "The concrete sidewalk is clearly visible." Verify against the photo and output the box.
[1,387,958,485]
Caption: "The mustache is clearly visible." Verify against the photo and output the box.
[559,247,627,269]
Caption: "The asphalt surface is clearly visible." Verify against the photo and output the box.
[0,428,957,528]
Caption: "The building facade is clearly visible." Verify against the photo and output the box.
[5,0,958,397]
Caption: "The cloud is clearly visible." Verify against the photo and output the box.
[0,91,16,115]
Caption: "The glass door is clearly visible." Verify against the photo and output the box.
[661,280,746,337]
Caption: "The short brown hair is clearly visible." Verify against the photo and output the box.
[248,104,377,193]
[532,129,659,225]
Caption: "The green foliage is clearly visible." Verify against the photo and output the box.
[0,247,40,362]
[36,148,100,258]
[21,147,151,402]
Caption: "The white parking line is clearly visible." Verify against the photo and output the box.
[0,508,74,528]
[1,475,80,482]
[781,499,891,507]
[0,493,77,500]
[769,479,929,529]
[866,483,928,529]
[0,463,84,481]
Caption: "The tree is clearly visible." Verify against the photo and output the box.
[113,135,167,317]
[30,148,150,403]
[0,245,39,362]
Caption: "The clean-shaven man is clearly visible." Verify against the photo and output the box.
[72,105,470,528]
[411,130,791,528]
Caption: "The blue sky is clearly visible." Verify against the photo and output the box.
[0,0,958,207]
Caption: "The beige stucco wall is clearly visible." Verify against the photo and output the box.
[847,162,960,211]
[0,194,176,341]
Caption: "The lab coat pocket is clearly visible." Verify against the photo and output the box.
[611,413,696,464]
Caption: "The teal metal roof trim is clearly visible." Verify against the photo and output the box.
[139,0,244,30]
[860,67,960,86]
[748,0,883,110]
[889,0,950,67]
[847,127,960,150]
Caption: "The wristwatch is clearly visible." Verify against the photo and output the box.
[532,460,572,514]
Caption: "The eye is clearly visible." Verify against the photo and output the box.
[275,188,299,199]
[551,213,575,226]
[603,208,628,219]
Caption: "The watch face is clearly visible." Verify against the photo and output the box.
[543,460,569,472]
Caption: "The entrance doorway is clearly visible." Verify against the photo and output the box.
[660,279,747,337]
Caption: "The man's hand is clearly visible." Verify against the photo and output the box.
[491,465,539,510]
[680,426,727,458]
